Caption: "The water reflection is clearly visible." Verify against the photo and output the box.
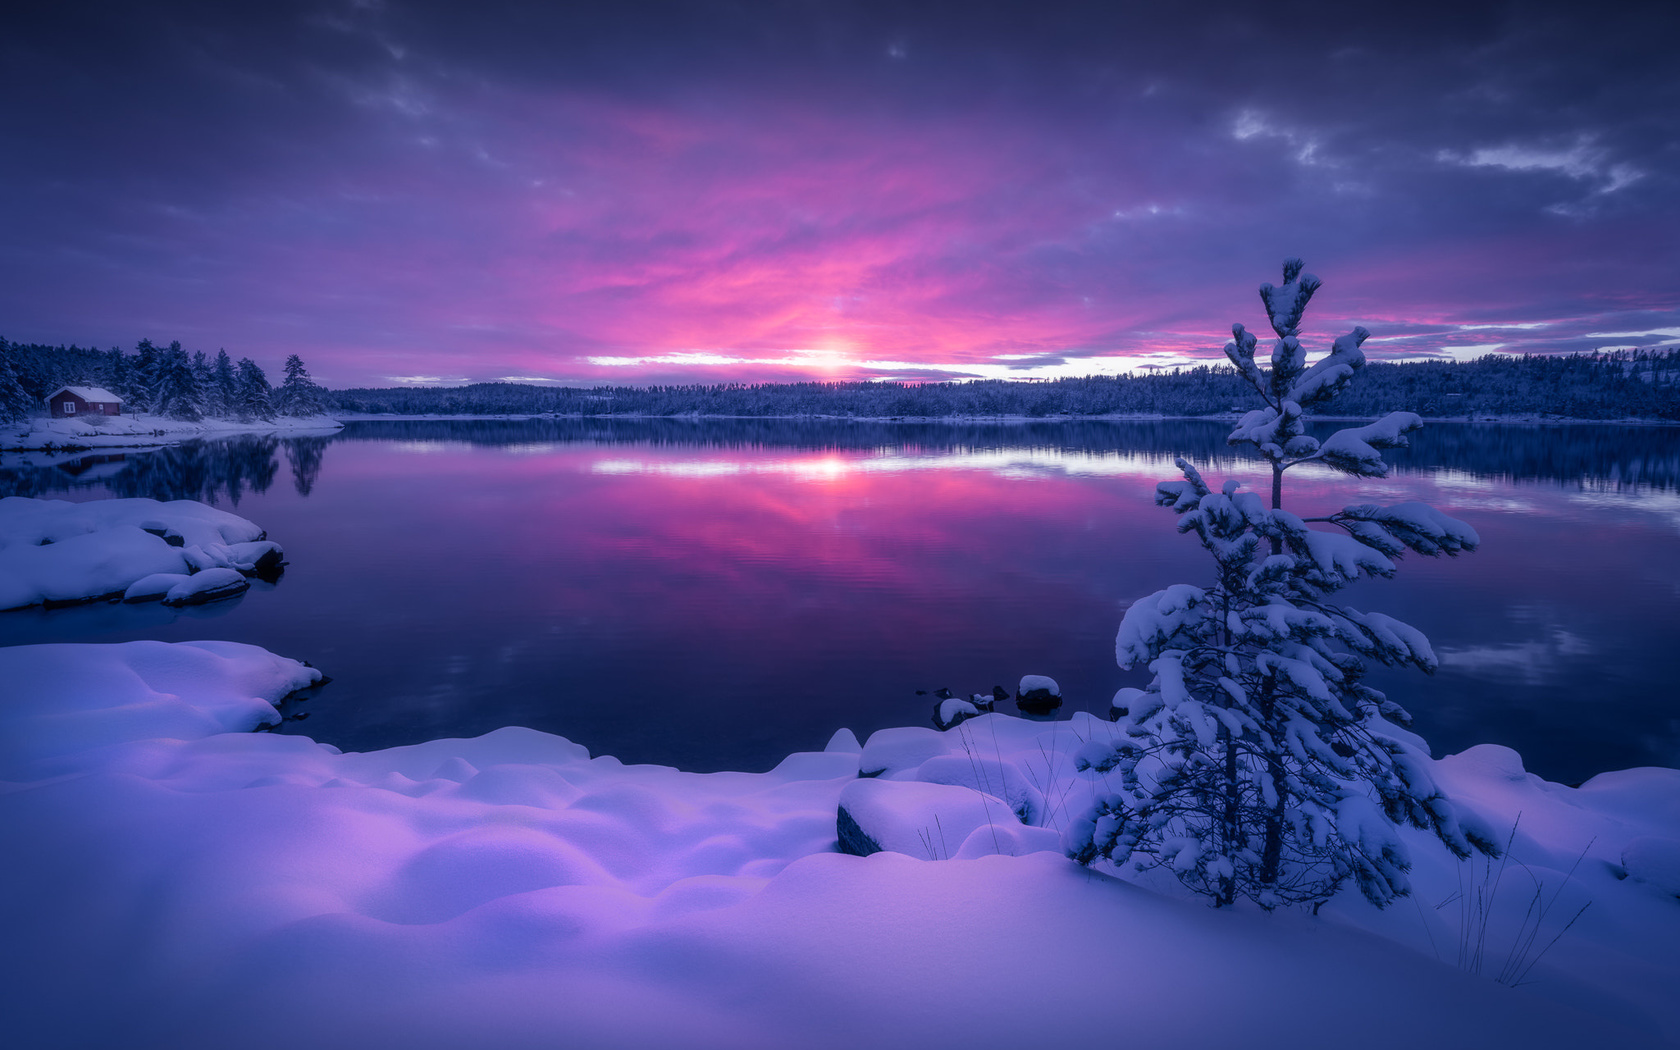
[3,419,1677,783]
[1,435,330,503]
[3,419,1677,500]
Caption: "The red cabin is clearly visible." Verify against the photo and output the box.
[48,386,123,419]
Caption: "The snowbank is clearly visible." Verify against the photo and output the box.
[0,497,282,609]
[0,641,1674,1050]
[0,412,341,450]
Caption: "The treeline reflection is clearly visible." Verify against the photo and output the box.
[349,418,1680,491]
[3,419,1677,500]
[1,436,331,502]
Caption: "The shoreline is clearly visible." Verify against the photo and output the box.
[0,413,344,454]
[2,637,1675,1048]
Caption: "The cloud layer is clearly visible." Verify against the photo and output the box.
[2,1,1676,386]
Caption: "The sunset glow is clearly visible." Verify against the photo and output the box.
[2,3,1676,387]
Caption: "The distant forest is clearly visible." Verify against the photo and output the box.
[331,349,1680,421]
[7,338,1679,422]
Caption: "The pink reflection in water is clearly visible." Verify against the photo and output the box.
[14,427,1679,782]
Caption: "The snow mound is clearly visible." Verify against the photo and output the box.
[836,778,1016,859]
[1,643,1676,1049]
[0,497,281,610]
[1621,837,1680,898]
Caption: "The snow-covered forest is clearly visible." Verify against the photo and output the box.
[8,337,1677,424]
[321,349,1680,420]
[0,338,328,423]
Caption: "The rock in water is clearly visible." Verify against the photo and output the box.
[931,696,981,731]
[1015,674,1062,715]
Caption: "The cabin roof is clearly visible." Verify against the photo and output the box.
[52,386,123,403]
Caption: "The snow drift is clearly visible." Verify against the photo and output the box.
[1,641,1676,1049]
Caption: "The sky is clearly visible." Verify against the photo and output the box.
[2,0,1677,389]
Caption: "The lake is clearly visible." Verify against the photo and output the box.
[4,417,1677,784]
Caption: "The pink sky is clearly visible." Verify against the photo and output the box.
[2,2,1676,387]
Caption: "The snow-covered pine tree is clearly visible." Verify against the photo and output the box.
[0,338,35,423]
[210,349,238,419]
[276,354,326,417]
[128,338,161,412]
[191,350,211,401]
[235,357,274,421]
[104,347,131,401]
[151,342,205,421]
[1068,259,1500,910]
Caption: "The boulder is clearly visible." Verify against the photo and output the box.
[931,696,981,731]
[160,568,249,606]
[1016,674,1063,715]
[836,778,1018,860]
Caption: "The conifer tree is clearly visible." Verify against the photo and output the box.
[210,349,238,418]
[1069,260,1500,909]
[235,358,274,421]
[191,349,211,396]
[104,347,130,399]
[151,342,205,420]
[0,337,35,424]
[129,338,161,412]
[276,354,327,416]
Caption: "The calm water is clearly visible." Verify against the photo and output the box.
[4,418,1678,783]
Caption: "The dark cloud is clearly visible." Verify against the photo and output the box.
[2,1,1676,384]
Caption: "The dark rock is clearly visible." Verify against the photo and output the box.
[836,804,882,857]
[1016,689,1063,716]
[931,696,981,731]
[251,546,285,574]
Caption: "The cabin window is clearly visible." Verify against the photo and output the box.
[63,401,76,414]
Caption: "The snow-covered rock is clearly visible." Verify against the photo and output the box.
[931,695,981,730]
[161,566,250,605]
[836,777,1017,859]
[0,497,281,610]
[1016,673,1063,714]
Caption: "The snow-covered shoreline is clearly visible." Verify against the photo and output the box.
[0,412,342,452]
[0,639,1674,1050]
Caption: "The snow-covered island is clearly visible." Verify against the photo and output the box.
[0,640,1675,1050]
[0,496,284,610]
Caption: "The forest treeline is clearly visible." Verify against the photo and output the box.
[329,349,1680,421]
[6,338,1679,422]
[0,337,327,422]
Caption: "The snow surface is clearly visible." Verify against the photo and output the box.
[0,411,342,451]
[0,497,277,609]
[0,640,1675,1050]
